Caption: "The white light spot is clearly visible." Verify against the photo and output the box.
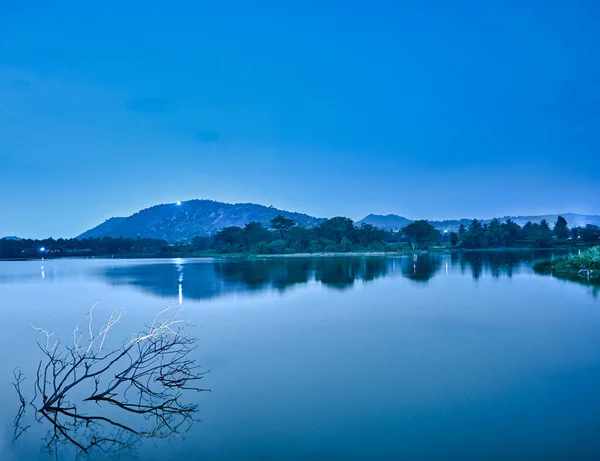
[176,201,182,206]
[40,247,45,252]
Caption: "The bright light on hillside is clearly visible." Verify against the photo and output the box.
[176,201,182,206]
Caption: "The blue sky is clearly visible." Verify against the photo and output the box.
[1,0,599,238]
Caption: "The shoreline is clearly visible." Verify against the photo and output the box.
[0,245,590,262]
[533,246,599,283]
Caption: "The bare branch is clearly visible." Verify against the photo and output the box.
[13,304,209,457]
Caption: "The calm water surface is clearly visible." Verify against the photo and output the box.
[1,251,599,460]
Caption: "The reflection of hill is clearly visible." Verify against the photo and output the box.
[99,257,394,301]
[97,251,581,302]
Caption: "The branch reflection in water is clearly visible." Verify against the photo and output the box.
[12,304,209,458]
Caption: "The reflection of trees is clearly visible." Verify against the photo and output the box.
[536,271,600,298]
[97,251,586,300]
[457,250,557,280]
[100,258,393,300]
[361,258,390,283]
[314,258,362,290]
[213,260,312,292]
[13,306,208,458]
[401,254,443,283]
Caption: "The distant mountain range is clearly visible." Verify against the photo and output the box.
[77,199,600,242]
[358,213,600,232]
[78,200,325,241]
[1,236,22,241]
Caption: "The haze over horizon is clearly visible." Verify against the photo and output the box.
[2,0,599,239]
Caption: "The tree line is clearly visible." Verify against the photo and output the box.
[196,214,599,254]
[190,215,394,254]
[0,237,171,259]
[452,216,600,249]
[2,215,599,258]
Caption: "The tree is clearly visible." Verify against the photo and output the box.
[450,232,459,246]
[316,217,357,243]
[242,222,271,251]
[213,226,243,252]
[287,226,313,253]
[468,219,484,235]
[502,219,521,246]
[522,220,552,247]
[401,220,441,250]
[461,219,488,248]
[486,218,502,247]
[356,223,387,249]
[553,216,569,239]
[270,215,296,239]
[191,236,211,251]
[458,224,467,237]
[580,225,600,243]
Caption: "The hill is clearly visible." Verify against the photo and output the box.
[78,217,127,239]
[1,236,22,241]
[357,214,412,231]
[497,213,600,228]
[358,213,600,232]
[78,200,324,241]
[357,215,472,231]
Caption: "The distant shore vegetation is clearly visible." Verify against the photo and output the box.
[534,246,600,282]
[1,215,599,259]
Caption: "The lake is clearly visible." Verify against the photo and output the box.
[1,251,600,460]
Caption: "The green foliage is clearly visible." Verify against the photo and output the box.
[316,217,357,243]
[213,226,244,253]
[534,247,600,279]
[521,221,552,247]
[450,232,459,246]
[553,216,569,239]
[269,215,296,238]
[191,236,211,251]
[266,239,288,254]
[458,217,565,249]
[199,216,394,255]
[3,214,597,260]
[242,222,271,251]
[401,220,441,249]
[579,225,600,244]
[356,223,388,248]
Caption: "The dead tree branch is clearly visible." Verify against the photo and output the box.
[13,304,209,457]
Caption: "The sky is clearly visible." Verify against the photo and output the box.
[1,0,599,238]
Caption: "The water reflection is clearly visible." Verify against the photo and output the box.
[101,257,393,300]
[401,253,442,282]
[93,250,589,301]
[12,307,206,459]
